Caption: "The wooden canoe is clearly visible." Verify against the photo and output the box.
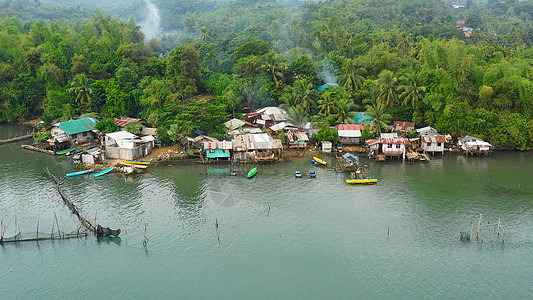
[312,157,327,166]
[56,147,75,155]
[346,179,378,185]
[93,167,114,178]
[247,167,258,178]
[67,169,93,178]
[123,160,151,165]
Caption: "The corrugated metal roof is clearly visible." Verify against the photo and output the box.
[337,129,361,138]
[392,121,415,132]
[203,141,232,150]
[194,135,219,143]
[365,139,379,145]
[286,130,309,142]
[106,131,137,141]
[380,133,398,139]
[232,133,282,150]
[114,117,141,127]
[379,136,410,144]
[270,121,297,132]
[421,135,446,143]
[336,124,364,130]
[56,118,98,135]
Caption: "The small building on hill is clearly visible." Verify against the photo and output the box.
[50,118,99,149]
[245,107,288,128]
[224,118,262,135]
[416,126,439,137]
[114,116,142,129]
[391,121,415,133]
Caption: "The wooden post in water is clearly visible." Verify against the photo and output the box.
[36,211,40,241]
[143,223,149,247]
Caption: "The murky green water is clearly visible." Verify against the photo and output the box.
[1,125,533,298]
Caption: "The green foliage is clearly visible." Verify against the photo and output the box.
[124,122,143,135]
[315,124,339,143]
[360,126,375,143]
[95,118,118,134]
[33,130,51,143]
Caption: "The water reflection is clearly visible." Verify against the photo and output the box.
[96,236,122,245]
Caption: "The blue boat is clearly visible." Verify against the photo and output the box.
[93,167,114,178]
[309,171,316,178]
[67,169,93,178]
[295,171,302,178]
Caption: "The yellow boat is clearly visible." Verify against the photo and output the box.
[123,160,151,165]
[346,178,378,185]
[312,157,327,166]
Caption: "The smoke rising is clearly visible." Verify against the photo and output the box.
[139,0,161,43]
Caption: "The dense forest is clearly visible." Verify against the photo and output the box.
[0,0,532,149]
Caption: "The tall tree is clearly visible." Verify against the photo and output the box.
[261,51,287,88]
[69,73,93,112]
[362,103,392,135]
[338,59,366,94]
[376,69,399,108]
[399,72,426,107]
[318,91,336,117]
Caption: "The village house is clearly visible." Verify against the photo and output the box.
[458,135,493,156]
[391,121,415,133]
[231,133,283,162]
[269,121,298,132]
[286,129,309,149]
[336,124,364,145]
[114,116,142,130]
[379,133,410,157]
[245,107,288,128]
[224,118,262,135]
[416,126,439,137]
[365,139,380,158]
[50,118,99,150]
[104,131,153,160]
[203,140,232,161]
[421,135,446,154]
[80,147,104,165]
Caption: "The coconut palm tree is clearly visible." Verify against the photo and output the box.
[362,103,392,135]
[261,51,287,88]
[220,86,241,118]
[396,32,412,58]
[376,69,399,108]
[337,59,366,94]
[292,78,314,110]
[198,27,211,43]
[286,105,308,128]
[318,91,336,117]
[69,74,93,112]
[334,98,357,124]
[399,72,426,107]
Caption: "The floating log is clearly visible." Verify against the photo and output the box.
[0,133,33,145]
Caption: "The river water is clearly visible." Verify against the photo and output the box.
[1,125,533,298]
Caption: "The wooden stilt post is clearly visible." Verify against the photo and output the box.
[36,211,40,241]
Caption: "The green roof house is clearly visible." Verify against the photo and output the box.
[51,118,99,145]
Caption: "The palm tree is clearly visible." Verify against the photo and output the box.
[376,69,399,108]
[318,91,336,117]
[362,103,392,135]
[279,86,299,110]
[292,78,314,110]
[198,27,211,43]
[399,72,426,107]
[396,32,412,58]
[220,86,241,118]
[286,105,308,128]
[261,51,287,88]
[69,74,93,112]
[337,59,366,94]
[334,98,357,124]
